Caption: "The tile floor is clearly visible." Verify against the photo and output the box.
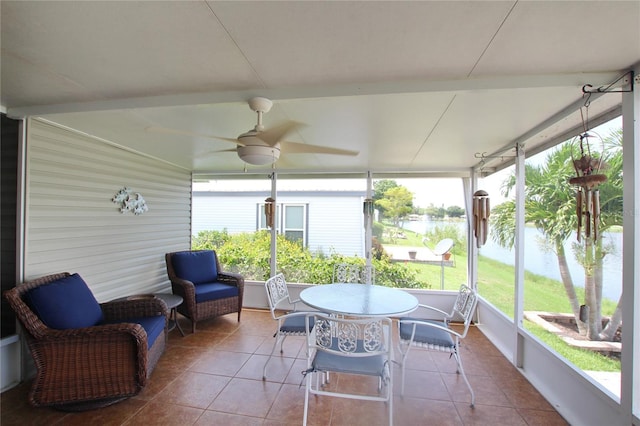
[1,309,568,425]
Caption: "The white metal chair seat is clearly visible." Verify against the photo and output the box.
[311,337,387,376]
[397,284,478,407]
[398,319,453,349]
[277,314,313,335]
[303,313,392,426]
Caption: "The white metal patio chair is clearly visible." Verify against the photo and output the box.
[397,284,478,407]
[332,263,375,284]
[302,313,393,426]
[263,273,314,380]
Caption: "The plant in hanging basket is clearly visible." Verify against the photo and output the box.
[568,132,608,241]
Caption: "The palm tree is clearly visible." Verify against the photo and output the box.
[490,130,623,341]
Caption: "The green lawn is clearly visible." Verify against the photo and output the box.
[383,238,621,372]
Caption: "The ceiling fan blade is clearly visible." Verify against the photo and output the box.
[204,148,237,154]
[258,121,304,146]
[280,141,359,156]
[145,126,241,145]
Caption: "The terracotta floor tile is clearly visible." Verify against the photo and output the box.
[132,366,181,401]
[1,309,566,425]
[195,410,264,425]
[454,402,528,425]
[441,372,510,407]
[171,329,230,348]
[518,407,569,425]
[283,358,309,385]
[214,332,268,353]
[153,371,230,409]
[256,334,306,358]
[265,383,323,425]
[189,350,251,376]
[395,369,450,400]
[208,377,282,417]
[330,397,390,426]
[154,345,208,373]
[238,353,295,382]
[52,397,147,426]
[0,403,67,426]
[123,400,203,425]
[394,397,463,426]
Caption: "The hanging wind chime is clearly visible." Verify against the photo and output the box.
[472,190,490,248]
[568,96,607,242]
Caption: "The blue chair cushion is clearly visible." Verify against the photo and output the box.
[399,318,454,348]
[194,282,239,303]
[171,251,218,285]
[313,338,386,376]
[25,273,104,330]
[103,315,165,349]
[279,314,314,334]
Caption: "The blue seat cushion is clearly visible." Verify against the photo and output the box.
[399,318,454,348]
[279,314,314,334]
[313,338,386,376]
[103,315,165,349]
[171,251,218,285]
[194,282,239,303]
[25,273,104,330]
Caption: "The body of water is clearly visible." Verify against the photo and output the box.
[402,219,622,301]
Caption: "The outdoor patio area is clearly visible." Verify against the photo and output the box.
[1,309,567,425]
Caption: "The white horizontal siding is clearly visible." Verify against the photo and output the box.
[193,195,262,235]
[24,119,192,302]
[306,196,364,257]
[193,191,365,257]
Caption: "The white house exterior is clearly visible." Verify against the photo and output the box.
[193,190,367,257]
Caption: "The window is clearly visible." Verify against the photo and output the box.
[258,202,307,245]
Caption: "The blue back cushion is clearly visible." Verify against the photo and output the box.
[171,251,218,284]
[26,273,104,329]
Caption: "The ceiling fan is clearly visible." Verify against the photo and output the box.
[147,97,359,166]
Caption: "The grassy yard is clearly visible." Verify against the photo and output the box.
[383,228,621,372]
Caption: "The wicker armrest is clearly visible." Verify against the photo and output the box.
[217,271,245,289]
[26,322,151,403]
[102,298,169,323]
[36,321,148,345]
[168,277,196,298]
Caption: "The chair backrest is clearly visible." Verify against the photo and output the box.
[449,284,478,337]
[332,263,375,284]
[166,250,219,284]
[265,273,291,318]
[307,312,391,358]
[3,272,103,339]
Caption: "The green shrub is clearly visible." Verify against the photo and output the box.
[192,229,423,287]
[192,229,231,250]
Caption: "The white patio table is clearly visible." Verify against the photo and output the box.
[299,283,418,317]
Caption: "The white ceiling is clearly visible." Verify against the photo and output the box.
[2,1,638,178]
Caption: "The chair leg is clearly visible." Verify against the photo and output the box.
[453,349,475,407]
[279,334,289,353]
[388,377,393,426]
[263,332,282,380]
[303,372,311,426]
[192,320,196,334]
[397,341,412,397]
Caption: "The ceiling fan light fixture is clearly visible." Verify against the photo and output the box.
[237,145,281,165]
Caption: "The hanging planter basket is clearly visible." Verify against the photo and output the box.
[568,131,608,242]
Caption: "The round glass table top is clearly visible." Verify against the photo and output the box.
[299,283,418,317]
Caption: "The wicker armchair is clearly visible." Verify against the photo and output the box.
[3,272,168,410]
[165,250,244,333]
